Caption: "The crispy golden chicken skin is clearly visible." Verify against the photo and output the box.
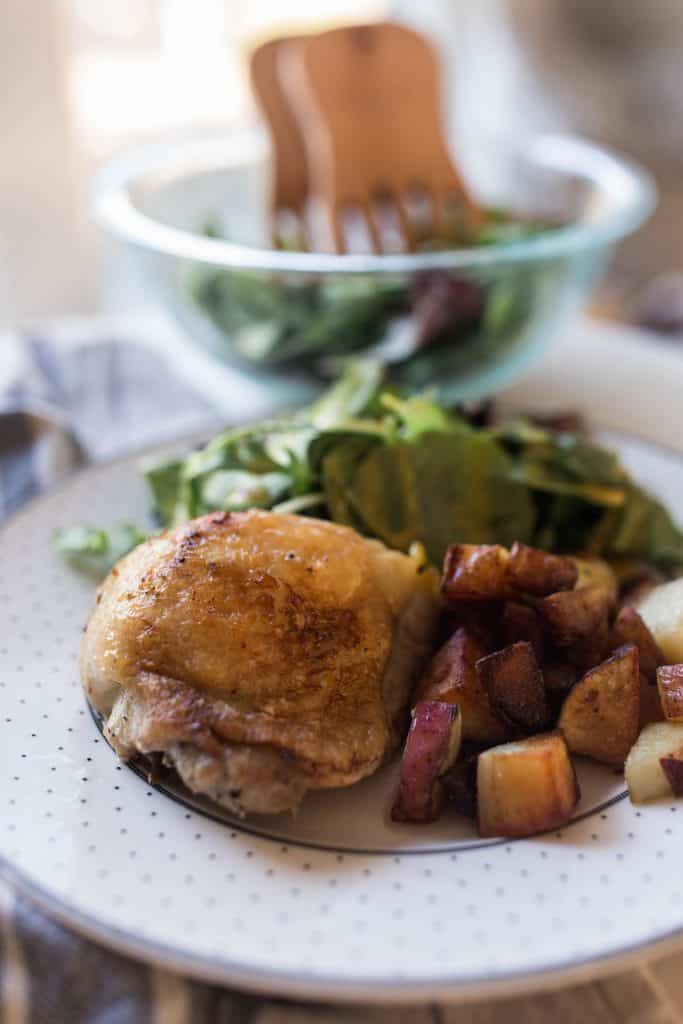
[81,510,439,815]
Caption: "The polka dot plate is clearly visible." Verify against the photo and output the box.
[4,328,683,1004]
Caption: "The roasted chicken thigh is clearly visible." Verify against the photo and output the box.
[81,510,439,814]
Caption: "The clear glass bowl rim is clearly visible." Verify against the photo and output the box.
[92,131,656,275]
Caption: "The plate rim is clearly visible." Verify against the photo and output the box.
[2,844,682,1005]
[3,423,683,1003]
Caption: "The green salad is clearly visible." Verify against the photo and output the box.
[56,361,683,578]
[183,210,555,382]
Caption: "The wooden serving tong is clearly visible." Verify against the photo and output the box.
[250,22,481,254]
[249,37,311,250]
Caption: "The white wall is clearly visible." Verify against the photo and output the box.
[0,0,98,325]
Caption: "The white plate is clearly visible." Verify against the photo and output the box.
[4,324,683,1004]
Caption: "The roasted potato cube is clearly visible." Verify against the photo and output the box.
[625,721,683,802]
[611,606,663,683]
[502,601,545,661]
[540,585,612,649]
[571,557,618,606]
[442,544,509,602]
[507,542,577,597]
[415,628,509,745]
[392,702,462,823]
[657,664,683,722]
[558,644,640,766]
[476,642,549,734]
[638,578,683,664]
[477,731,580,838]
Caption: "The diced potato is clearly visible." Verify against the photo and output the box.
[477,731,580,838]
[507,542,577,597]
[502,601,545,661]
[625,721,683,802]
[415,628,509,745]
[476,642,549,734]
[558,644,640,766]
[611,606,663,683]
[442,544,509,602]
[638,578,683,664]
[392,701,462,823]
[657,664,683,722]
[540,585,612,649]
[571,557,618,606]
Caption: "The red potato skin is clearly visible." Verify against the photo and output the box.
[656,664,683,722]
[391,702,460,824]
[660,750,683,796]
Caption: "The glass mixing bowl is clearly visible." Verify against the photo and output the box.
[94,132,654,402]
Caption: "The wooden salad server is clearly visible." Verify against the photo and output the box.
[249,36,311,250]
[280,21,482,253]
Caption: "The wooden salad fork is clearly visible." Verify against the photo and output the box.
[249,36,311,250]
[281,22,482,254]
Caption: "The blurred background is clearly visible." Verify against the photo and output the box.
[2,0,683,327]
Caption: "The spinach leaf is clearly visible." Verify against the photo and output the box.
[57,361,683,578]
[323,428,535,564]
[496,420,683,570]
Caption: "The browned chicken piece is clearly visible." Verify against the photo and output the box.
[80,510,440,815]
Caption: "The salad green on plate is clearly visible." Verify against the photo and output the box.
[56,361,683,579]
